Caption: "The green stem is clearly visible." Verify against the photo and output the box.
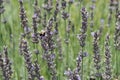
[81,47,84,80]
[116,48,119,78]
[64,20,68,67]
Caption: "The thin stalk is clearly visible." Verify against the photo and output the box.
[64,20,69,67]
[116,48,118,78]
[81,47,84,80]
[25,61,27,80]
[78,0,83,20]
[66,41,69,67]
[68,4,71,13]
[47,11,51,20]
[35,44,39,61]
[117,51,120,74]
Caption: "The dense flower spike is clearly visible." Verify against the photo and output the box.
[3,47,13,80]
[61,0,69,20]
[20,38,44,80]
[34,60,44,80]
[54,0,60,21]
[77,7,88,67]
[39,18,57,80]
[18,0,31,36]
[115,0,119,16]
[114,11,120,50]
[62,11,69,20]
[20,38,35,80]
[92,31,101,78]
[78,7,88,48]
[32,0,41,44]
[64,68,81,80]
[0,47,13,80]
[65,51,84,80]
[33,0,41,25]
[76,7,88,80]
[104,34,112,80]
[81,8,88,34]
[108,0,118,27]
[0,52,5,80]
[42,0,53,12]
[61,0,67,10]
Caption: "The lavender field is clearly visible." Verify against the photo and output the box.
[0,0,120,80]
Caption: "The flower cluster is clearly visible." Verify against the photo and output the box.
[0,46,13,80]
[19,37,44,80]
[103,34,112,80]
[19,0,31,36]
[114,11,120,50]
[92,31,101,78]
